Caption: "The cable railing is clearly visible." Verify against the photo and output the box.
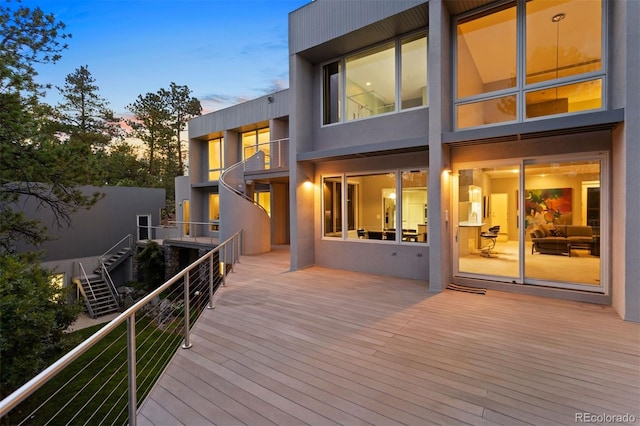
[243,137,289,171]
[137,221,221,245]
[0,230,243,426]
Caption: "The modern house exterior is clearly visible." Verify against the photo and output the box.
[180,0,639,322]
[15,185,166,316]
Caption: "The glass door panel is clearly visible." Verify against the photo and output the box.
[524,160,602,288]
[455,165,521,281]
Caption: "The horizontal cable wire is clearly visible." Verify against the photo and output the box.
[3,232,241,425]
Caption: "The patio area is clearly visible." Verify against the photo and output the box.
[138,245,639,425]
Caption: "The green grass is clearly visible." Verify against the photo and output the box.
[8,313,186,426]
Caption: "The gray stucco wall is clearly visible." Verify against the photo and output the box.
[313,152,429,281]
[610,0,640,322]
[289,0,427,58]
[428,0,452,293]
[16,186,165,261]
[188,91,289,140]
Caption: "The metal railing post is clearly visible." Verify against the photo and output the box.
[0,231,243,422]
[207,253,215,309]
[231,236,236,272]
[127,316,137,426]
[221,245,227,287]
[182,274,192,349]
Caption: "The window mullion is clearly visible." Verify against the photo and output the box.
[517,0,526,122]
[396,38,401,113]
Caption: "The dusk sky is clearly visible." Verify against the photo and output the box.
[17,0,311,116]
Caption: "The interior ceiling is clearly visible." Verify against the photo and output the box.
[483,162,600,179]
[339,1,601,107]
[461,1,600,85]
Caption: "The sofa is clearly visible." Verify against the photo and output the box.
[530,224,594,256]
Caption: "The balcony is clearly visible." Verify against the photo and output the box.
[139,246,640,425]
[3,245,638,425]
[243,137,289,178]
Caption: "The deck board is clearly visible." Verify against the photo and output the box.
[139,246,640,425]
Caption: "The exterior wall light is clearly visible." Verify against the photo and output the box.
[303,178,313,189]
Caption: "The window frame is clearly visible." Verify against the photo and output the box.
[321,169,428,245]
[207,137,224,181]
[453,0,607,130]
[321,30,428,127]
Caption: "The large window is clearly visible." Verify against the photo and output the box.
[401,34,428,110]
[242,128,270,168]
[323,62,341,125]
[208,137,224,181]
[323,170,428,243]
[322,32,427,125]
[455,0,604,129]
[323,177,342,237]
[346,42,395,120]
[401,170,428,242]
[254,191,271,217]
[209,193,219,231]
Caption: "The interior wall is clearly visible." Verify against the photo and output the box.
[524,174,587,226]
[490,177,519,240]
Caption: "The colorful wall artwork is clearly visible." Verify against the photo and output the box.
[525,187,573,230]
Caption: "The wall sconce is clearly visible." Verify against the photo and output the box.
[267,95,274,103]
[303,177,313,189]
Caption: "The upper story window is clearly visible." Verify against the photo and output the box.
[322,32,427,125]
[346,42,396,120]
[455,0,604,129]
[242,128,271,168]
[208,137,224,181]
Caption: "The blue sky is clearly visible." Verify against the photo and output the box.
[18,0,310,116]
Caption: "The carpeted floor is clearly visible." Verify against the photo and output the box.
[458,240,600,286]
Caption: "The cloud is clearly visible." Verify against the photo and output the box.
[255,78,288,95]
[199,93,252,113]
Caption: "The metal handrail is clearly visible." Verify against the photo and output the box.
[242,137,289,170]
[100,234,133,264]
[74,276,96,320]
[0,230,243,424]
[78,262,96,302]
[220,158,269,215]
[100,263,119,303]
[165,220,220,243]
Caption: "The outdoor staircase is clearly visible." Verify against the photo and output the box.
[75,248,132,319]
[77,275,120,318]
[94,249,130,275]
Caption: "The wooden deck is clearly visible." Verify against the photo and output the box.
[138,246,640,425]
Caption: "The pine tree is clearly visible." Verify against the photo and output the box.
[161,82,202,175]
[1,1,101,251]
[127,92,173,177]
[55,65,122,153]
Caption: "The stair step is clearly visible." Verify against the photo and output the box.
[77,274,120,319]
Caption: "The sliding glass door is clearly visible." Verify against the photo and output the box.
[454,164,521,282]
[524,159,603,289]
[454,154,606,293]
